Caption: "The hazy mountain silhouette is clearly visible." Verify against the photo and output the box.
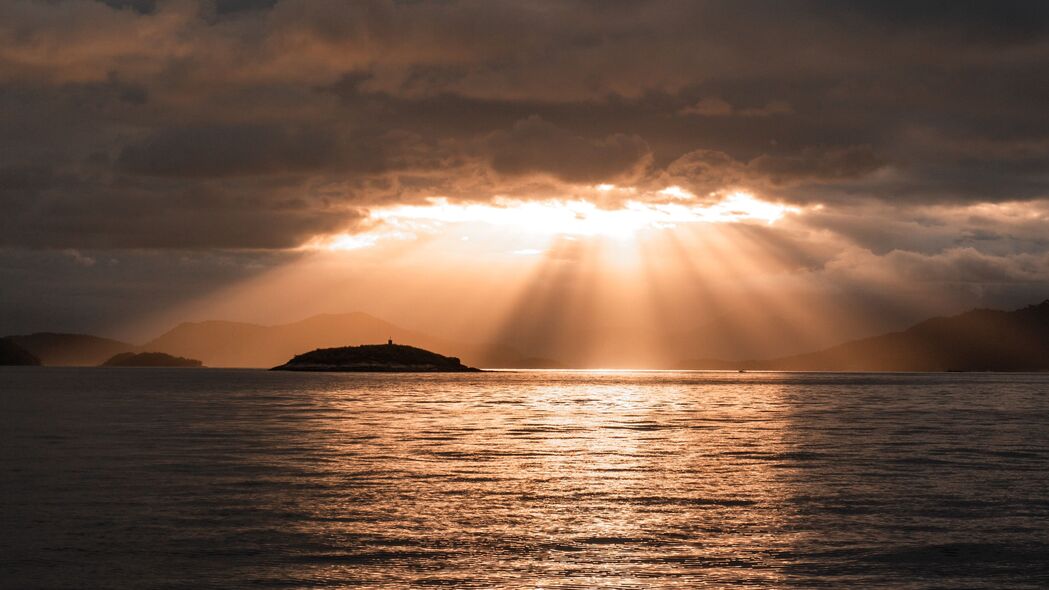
[0,337,40,366]
[101,352,203,368]
[7,333,134,366]
[18,299,1043,371]
[494,301,891,368]
[681,300,1049,371]
[666,307,879,362]
[549,319,835,368]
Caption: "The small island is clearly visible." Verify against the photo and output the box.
[272,342,480,372]
[101,352,203,368]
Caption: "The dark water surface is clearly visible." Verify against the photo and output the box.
[2,368,1048,588]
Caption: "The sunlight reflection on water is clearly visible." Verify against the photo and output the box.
[2,369,1049,588]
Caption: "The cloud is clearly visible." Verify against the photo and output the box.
[0,0,1047,259]
[680,97,734,117]
[799,199,1049,256]
[485,116,651,184]
[749,146,887,187]
[660,145,887,200]
[680,97,792,117]
[119,124,339,177]
[63,249,97,267]
[818,246,1049,289]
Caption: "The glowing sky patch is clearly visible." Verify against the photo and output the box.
[311,189,802,251]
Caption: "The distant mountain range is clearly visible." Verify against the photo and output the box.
[497,301,883,367]
[7,333,134,366]
[6,313,527,368]
[681,300,1049,372]
[6,300,1049,371]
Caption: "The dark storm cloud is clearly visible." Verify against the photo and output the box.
[97,0,156,13]
[1,0,1048,251]
[749,146,887,187]
[211,0,278,14]
[0,246,298,337]
[486,116,651,184]
[119,125,339,178]
[98,0,279,15]
[0,182,365,250]
[835,1,1049,41]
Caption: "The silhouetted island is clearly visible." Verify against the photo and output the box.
[0,337,41,366]
[102,352,203,367]
[272,343,480,372]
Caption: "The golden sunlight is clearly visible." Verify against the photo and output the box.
[308,189,801,251]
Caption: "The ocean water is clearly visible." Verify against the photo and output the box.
[1,369,1048,589]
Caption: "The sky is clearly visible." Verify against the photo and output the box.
[2,1,1049,362]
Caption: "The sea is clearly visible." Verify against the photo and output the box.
[1,368,1048,589]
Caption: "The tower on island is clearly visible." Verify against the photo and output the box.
[387,338,393,345]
